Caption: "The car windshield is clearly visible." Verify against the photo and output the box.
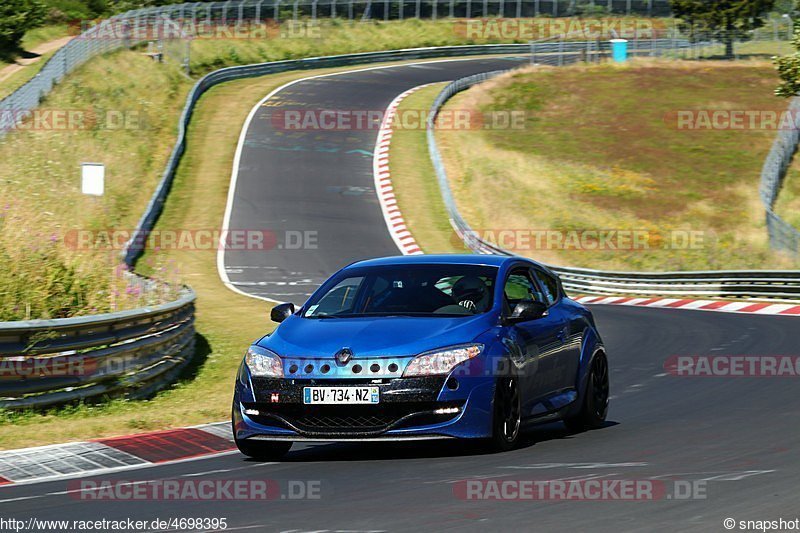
[303,264,498,318]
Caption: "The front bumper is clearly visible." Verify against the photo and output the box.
[233,374,495,441]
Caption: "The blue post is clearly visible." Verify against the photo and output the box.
[610,38,629,63]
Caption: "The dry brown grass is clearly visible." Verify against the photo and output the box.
[434,59,798,270]
[0,57,509,449]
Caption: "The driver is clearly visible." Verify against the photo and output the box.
[452,276,490,313]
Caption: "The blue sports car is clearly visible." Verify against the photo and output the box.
[232,254,609,459]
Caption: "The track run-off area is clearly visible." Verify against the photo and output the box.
[1,56,798,532]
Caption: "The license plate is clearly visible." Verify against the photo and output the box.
[303,386,380,405]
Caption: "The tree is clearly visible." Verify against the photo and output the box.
[669,0,776,58]
[774,1,800,96]
[0,0,47,59]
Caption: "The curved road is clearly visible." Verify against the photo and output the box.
[221,56,527,303]
[2,57,799,532]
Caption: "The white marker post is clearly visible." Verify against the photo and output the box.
[81,163,105,196]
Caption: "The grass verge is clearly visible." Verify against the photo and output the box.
[0,56,509,450]
[388,83,462,253]
[423,59,797,271]
[0,19,539,322]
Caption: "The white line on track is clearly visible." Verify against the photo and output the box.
[218,56,524,303]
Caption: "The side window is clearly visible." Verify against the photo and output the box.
[532,268,560,306]
[504,269,545,306]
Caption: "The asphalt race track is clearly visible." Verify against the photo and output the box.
[221,56,528,303]
[1,307,799,531]
[2,57,798,532]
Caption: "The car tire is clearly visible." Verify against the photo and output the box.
[232,406,292,460]
[234,436,292,460]
[564,351,609,433]
[486,376,522,452]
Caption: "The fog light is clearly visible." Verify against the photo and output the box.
[433,407,460,415]
[244,408,260,416]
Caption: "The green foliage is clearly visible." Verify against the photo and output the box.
[670,0,776,56]
[0,0,47,58]
[574,4,610,16]
[775,0,800,96]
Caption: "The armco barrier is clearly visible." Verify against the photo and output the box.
[427,69,800,301]
[2,44,534,410]
[759,97,800,255]
[1,34,794,409]
[124,37,696,267]
[122,43,535,265]
[0,286,195,409]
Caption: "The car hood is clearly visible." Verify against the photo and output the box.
[258,314,495,358]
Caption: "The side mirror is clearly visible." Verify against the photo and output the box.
[270,302,295,323]
[505,301,548,324]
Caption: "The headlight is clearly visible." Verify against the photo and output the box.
[403,344,483,377]
[244,345,283,377]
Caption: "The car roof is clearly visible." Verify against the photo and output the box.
[345,254,523,269]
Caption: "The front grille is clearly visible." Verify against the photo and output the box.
[245,401,463,436]
[295,414,395,430]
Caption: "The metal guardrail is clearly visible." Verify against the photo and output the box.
[0,285,196,409]
[0,0,678,137]
[0,16,794,408]
[123,43,535,265]
[426,55,800,302]
[115,0,675,23]
[760,97,800,255]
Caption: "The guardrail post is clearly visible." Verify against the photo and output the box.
[466,0,471,17]
[483,0,488,16]
[222,0,231,24]
[558,36,564,66]
[415,0,421,18]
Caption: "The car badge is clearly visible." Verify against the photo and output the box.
[335,347,353,365]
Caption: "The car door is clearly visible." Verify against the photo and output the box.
[531,267,582,396]
[501,267,566,417]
